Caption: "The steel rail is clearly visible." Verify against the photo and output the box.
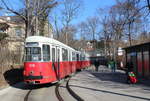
[55,84,64,101]
[66,78,84,101]
[24,90,32,101]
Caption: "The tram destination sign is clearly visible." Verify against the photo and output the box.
[26,42,39,47]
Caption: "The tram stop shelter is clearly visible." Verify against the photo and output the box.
[124,42,150,78]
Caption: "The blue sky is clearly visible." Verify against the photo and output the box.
[76,0,116,23]
[0,0,116,24]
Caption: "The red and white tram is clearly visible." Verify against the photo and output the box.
[23,36,90,84]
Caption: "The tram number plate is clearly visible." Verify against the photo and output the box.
[30,81,35,84]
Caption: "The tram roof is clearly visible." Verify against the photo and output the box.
[25,36,76,51]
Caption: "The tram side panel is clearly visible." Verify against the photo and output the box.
[71,61,76,73]
[57,59,69,79]
[59,61,76,79]
[76,54,82,70]
[71,52,77,73]
[59,62,65,79]
[60,48,70,77]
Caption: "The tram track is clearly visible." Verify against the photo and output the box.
[55,84,64,101]
[66,78,84,101]
[55,77,84,101]
[23,77,84,101]
[24,90,32,101]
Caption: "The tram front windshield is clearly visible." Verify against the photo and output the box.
[25,47,41,61]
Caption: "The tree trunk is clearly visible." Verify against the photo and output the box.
[104,39,107,56]
[128,22,132,46]
[25,0,30,38]
[35,16,39,35]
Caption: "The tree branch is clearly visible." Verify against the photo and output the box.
[1,0,26,21]
[37,2,57,16]
[147,0,150,11]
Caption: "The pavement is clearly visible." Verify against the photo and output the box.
[69,65,150,101]
[0,65,150,101]
[0,82,59,101]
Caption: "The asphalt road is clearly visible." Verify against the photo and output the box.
[0,82,59,101]
[69,65,150,101]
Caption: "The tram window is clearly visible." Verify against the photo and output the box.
[52,48,55,62]
[26,42,39,47]
[25,47,41,61]
[42,45,50,61]
[76,54,79,61]
[80,55,82,60]
[62,48,68,61]
[80,55,85,61]
[57,49,60,61]
[82,56,85,61]
[69,51,71,61]
[72,52,76,61]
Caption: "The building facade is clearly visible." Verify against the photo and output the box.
[0,16,25,65]
[124,42,150,78]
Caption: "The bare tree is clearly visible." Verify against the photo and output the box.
[100,16,113,56]
[136,31,150,43]
[86,17,100,41]
[78,16,100,50]
[78,22,88,40]
[1,0,57,38]
[96,0,142,60]
[107,0,141,46]
[52,14,60,39]
[146,0,150,12]
[122,0,141,45]
[57,25,77,47]
[60,0,82,44]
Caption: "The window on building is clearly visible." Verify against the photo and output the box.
[62,48,68,61]
[42,44,50,61]
[15,28,22,36]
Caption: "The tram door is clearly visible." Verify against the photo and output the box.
[52,46,60,80]
[56,47,60,80]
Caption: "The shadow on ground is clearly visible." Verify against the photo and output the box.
[3,68,24,85]
[91,72,127,84]
[3,68,55,90]
[88,67,150,87]
[70,85,150,101]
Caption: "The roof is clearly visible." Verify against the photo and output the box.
[123,41,150,50]
[26,36,76,51]
[0,16,24,24]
